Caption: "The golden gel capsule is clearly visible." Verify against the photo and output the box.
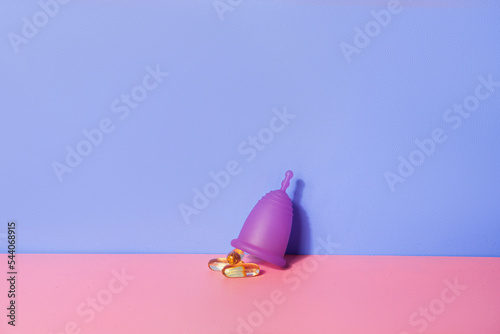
[227,249,245,264]
[222,263,260,278]
[208,258,230,271]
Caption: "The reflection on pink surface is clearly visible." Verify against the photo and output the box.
[1,254,498,334]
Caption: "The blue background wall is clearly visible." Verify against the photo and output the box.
[1,0,499,256]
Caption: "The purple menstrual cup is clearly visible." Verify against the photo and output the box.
[231,170,294,267]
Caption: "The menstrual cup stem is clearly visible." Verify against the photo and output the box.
[280,170,294,191]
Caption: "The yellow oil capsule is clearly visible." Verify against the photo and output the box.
[208,258,230,271]
[222,263,260,278]
[227,248,245,264]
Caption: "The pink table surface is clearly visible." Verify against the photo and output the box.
[1,254,499,334]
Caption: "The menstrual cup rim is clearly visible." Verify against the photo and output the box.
[231,238,286,267]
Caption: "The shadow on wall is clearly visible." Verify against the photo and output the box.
[286,179,311,256]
